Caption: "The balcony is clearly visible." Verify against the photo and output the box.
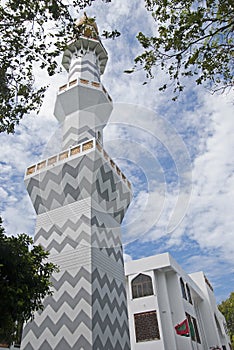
[25,139,131,190]
[26,139,94,177]
[96,141,131,190]
[58,78,112,102]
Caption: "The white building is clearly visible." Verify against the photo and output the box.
[125,253,231,350]
[1,253,231,350]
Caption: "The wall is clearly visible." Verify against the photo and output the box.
[126,271,164,350]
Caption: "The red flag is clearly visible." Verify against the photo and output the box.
[175,319,189,336]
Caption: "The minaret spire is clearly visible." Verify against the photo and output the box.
[22,15,132,350]
[54,14,111,150]
[62,13,106,83]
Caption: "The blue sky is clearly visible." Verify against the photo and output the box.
[0,0,233,303]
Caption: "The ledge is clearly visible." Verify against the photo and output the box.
[58,77,112,102]
[25,139,131,191]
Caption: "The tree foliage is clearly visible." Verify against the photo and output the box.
[0,0,111,134]
[0,217,58,345]
[130,0,234,99]
[218,292,234,348]
[2,0,232,132]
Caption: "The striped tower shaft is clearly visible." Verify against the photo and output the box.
[21,16,132,350]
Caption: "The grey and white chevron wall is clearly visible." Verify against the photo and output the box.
[21,14,132,350]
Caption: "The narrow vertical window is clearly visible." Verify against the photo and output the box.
[180,278,187,300]
[192,317,201,343]
[186,313,201,343]
[186,284,193,304]
[97,131,102,142]
[186,313,196,341]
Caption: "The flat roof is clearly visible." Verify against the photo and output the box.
[125,252,205,300]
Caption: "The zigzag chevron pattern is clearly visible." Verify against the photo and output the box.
[23,335,92,350]
[34,215,90,241]
[69,59,99,73]
[22,265,130,349]
[21,266,93,349]
[23,140,131,347]
[51,267,92,289]
[62,125,96,150]
[25,150,131,223]
[63,125,96,144]
[42,288,91,312]
[22,328,93,350]
[99,247,124,264]
[95,164,131,223]
[93,336,130,350]
[25,155,98,214]
[92,288,127,316]
[24,310,92,337]
[92,267,127,297]
[69,66,100,80]
[92,267,130,349]
[90,214,122,249]
[34,213,123,255]
[29,300,91,328]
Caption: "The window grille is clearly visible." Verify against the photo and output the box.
[134,311,160,342]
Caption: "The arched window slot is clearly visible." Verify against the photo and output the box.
[131,274,153,299]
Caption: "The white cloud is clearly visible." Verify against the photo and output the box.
[2,194,36,236]
[0,187,8,200]
[187,95,234,259]
[123,253,132,263]
[186,254,234,302]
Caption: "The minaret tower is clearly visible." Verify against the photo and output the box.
[21,14,132,350]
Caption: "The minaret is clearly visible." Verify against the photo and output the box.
[21,15,132,350]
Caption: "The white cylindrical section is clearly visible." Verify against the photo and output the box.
[68,50,100,83]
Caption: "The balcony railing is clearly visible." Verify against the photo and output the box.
[26,139,94,177]
[25,138,131,190]
[58,78,112,102]
[96,141,131,190]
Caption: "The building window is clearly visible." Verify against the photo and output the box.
[180,278,187,300]
[134,311,160,342]
[192,317,201,343]
[214,313,223,336]
[204,274,213,291]
[180,277,193,304]
[186,284,193,304]
[186,313,201,343]
[131,274,153,299]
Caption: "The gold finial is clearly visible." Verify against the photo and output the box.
[75,13,99,38]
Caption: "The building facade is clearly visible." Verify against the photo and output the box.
[125,253,231,350]
[21,15,132,350]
